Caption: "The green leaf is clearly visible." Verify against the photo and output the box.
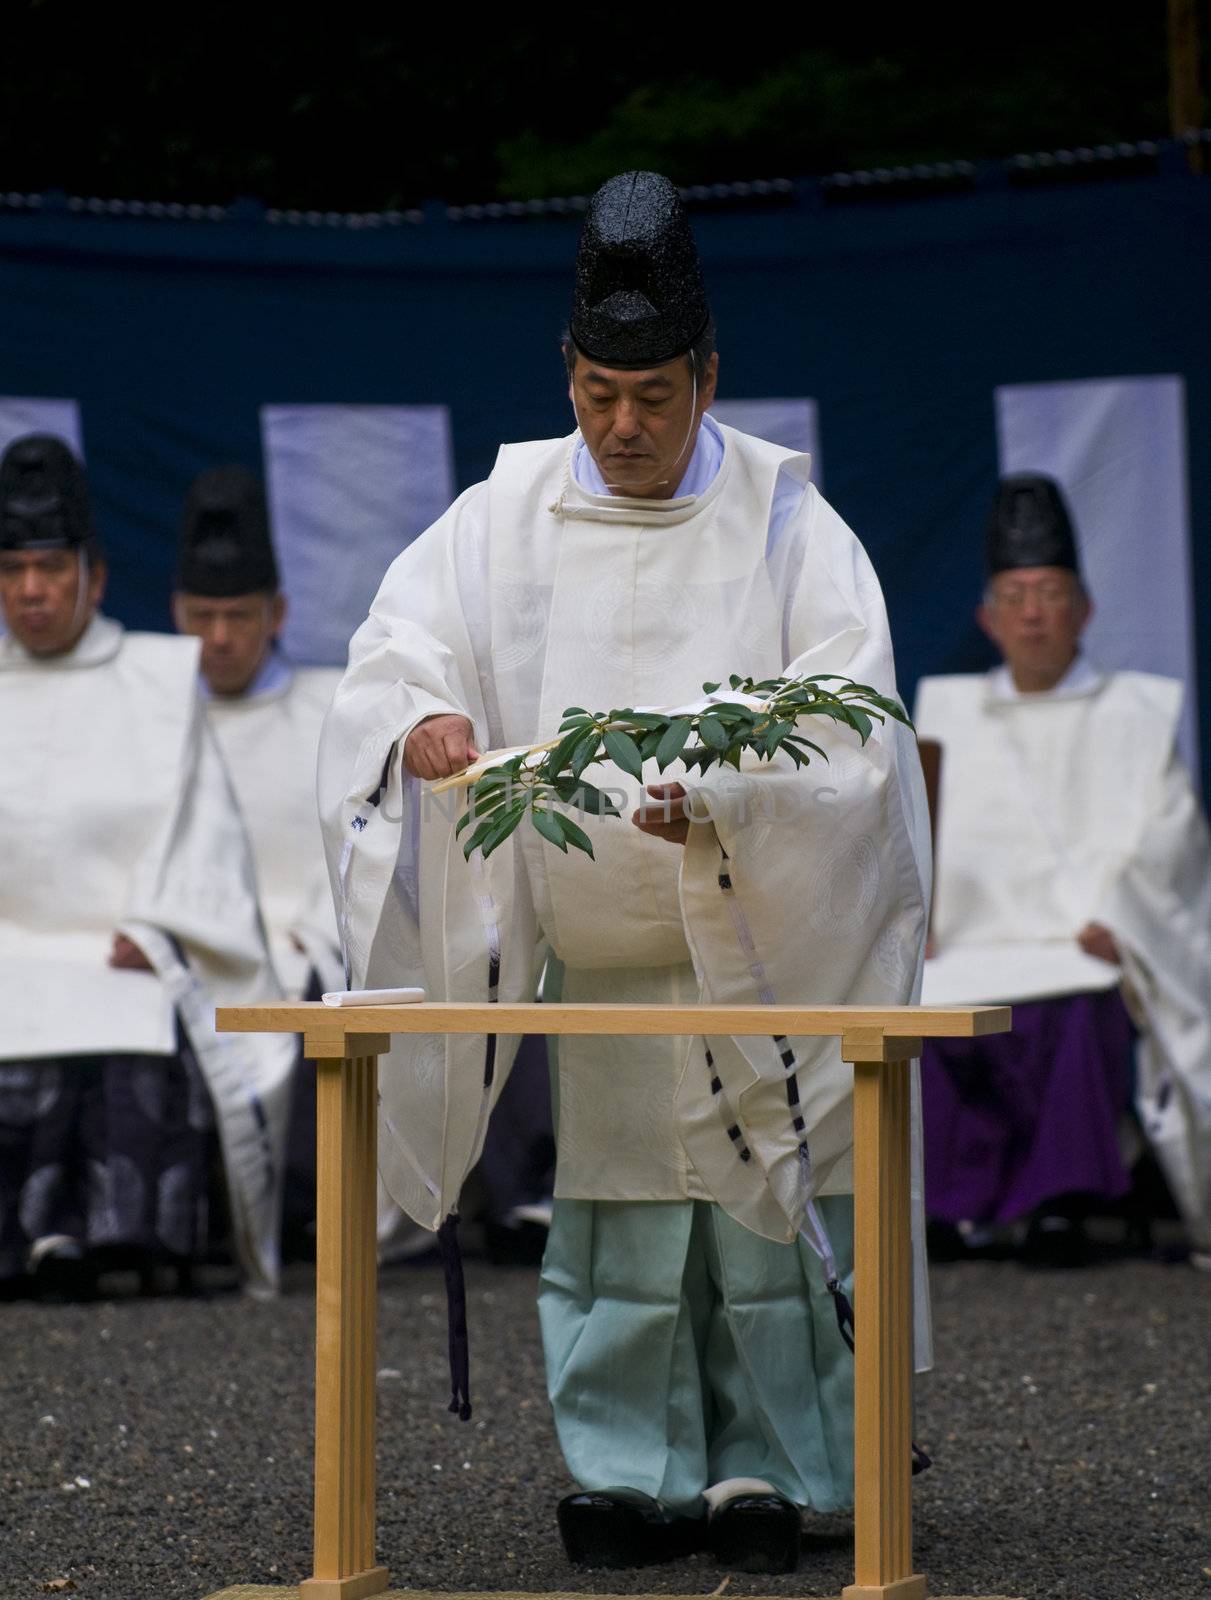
[785,735,829,762]
[639,728,664,760]
[553,811,595,858]
[723,743,743,770]
[462,814,499,858]
[530,808,569,852]
[566,781,621,816]
[459,787,510,835]
[603,728,644,781]
[561,706,588,717]
[810,702,863,731]
[701,680,721,694]
[571,733,602,778]
[848,708,873,742]
[870,694,912,726]
[546,725,593,778]
[729,674,742,689]
[470,777,510,802]
[697,714,728,750]
[472,764,513,789]
[763,719,795,757]
[655,717,693,770]
[621,711,668,730]
[480,806,526,860]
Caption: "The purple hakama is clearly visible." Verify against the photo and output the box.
[921,988,1135,1224]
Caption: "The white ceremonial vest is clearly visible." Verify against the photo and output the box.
[473,428,799,1201]
[0,618,197,1058]
[207,668,341,997]
[917,669,1180,1005]
[484,427,789,974]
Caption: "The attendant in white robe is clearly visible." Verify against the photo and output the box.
[318,173,930,1573]
[917,475,1211,1269]
[0,436,294,1299]
[171,467,342,1256]
[172,467,554,1260]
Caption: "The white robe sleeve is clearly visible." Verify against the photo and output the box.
[1097,749,1211,1252]
[119,709,296,1297]
[317,487,539,1229]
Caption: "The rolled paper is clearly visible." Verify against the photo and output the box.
[321,986,427,1007]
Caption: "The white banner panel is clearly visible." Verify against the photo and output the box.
[995,376,1197,775]
[711,398,822,486]
[0,397,84,459]
[261,404,454,667]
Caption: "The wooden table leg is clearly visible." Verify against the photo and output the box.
[842,1047,926,1600]
[300,1050,389,1600]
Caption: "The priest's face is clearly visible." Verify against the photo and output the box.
[569,350,719,499]
[978,566,1091,692]
[0,547,106,657]
[173,589,286,695]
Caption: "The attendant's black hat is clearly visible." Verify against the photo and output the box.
[986,474,1080,575]
[177,466,279,597]
[569,171,711,369]
[0,434,95,552]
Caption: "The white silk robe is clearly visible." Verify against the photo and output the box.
[0,615,297,1293]
[319,425,932,1351]
[207,666,343,998]
[916,666,1211,1252]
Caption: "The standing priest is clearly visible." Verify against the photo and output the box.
[319,173,931,1573]
[0,435,295,1299]
[917,475,1211,1269]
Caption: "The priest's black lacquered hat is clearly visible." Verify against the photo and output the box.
[569,171,711,369]
[986,474,1080,575]
[177,465,279,597]
[0,434,95,552]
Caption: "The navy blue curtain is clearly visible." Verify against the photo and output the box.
[2,174,1207,779]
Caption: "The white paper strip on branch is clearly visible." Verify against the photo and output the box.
[260,404,454,668]
[0,397,84,459]
[711,398,822,486]
[995,376,1198,777]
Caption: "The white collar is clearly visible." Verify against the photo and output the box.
[570,412,725,503]
[988,655,1104,703]
[0,612,123,672]
[556,421,732,527]
[200,643,294,703]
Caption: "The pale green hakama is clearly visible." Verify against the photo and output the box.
[539,1194,855,1517]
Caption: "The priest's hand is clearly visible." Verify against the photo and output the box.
[109,933,153,972]
[632,782,691,845]
[403,714,480,781]
[1077,921,1120,965]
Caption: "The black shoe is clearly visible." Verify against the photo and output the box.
[1021,1211,1091,1268]
[708,1492,801,1574]
[30,1238,97,1303]
[557,1489,704,1568]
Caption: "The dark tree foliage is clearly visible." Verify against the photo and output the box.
[0,6,1195,209]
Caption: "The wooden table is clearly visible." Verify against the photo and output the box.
[215,1001,1010,1600]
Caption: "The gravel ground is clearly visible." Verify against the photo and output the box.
[1,1242,1208,1600]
